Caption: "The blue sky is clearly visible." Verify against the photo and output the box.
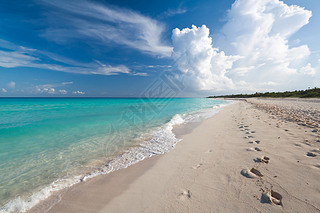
[0,0,319,97]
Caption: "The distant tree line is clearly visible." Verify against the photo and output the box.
[208,87,320,98]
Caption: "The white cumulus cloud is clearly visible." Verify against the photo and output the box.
[300,63,316,76]
[172,0,315,93]
[47,88,55,94]
[72,91,85,95]
[172,25,239,91]
[59,89,68,94]
[219,0,313,90]
[38,87,55,94]
[34,82,72,94]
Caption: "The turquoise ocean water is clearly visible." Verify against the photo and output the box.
[0,98,228,212]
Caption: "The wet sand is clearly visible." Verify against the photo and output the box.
[29,99,320,213]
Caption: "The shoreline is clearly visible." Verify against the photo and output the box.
[1,100,229,213]
[30,99,320,212]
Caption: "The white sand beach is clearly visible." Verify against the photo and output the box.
[29,98,320,213]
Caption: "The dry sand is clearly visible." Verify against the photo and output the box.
[29,99,320,213]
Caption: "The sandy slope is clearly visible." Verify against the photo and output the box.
[29,99,320,213]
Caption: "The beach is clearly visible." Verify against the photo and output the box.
[29,98,320,213]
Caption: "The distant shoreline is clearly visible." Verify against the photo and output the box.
[208,87,320,99]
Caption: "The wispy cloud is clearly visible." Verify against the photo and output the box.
[130,72,149,76]
[37,82,73,88]
[40,0,173,57]
[92,61,130,75]
[0,39,145,76]
[164,7,187,17]
[0,49,39,68]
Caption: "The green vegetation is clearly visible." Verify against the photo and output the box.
[208,87,320,98]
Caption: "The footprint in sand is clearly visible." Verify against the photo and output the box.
[303,141,312,146]
[306,152,317,157]
[314,165,320,169]
[205,149,213,153]
[255,147,262,151]
[254,156,270,164]
[246,147,262,152]
[261,190,282,206]
[241,168,263,178]
[311,149,320,154]
[192,163,203,169]
[178,189,192,201]
[251,131,256,133]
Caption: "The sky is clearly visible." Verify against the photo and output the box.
[0,0,319,97]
